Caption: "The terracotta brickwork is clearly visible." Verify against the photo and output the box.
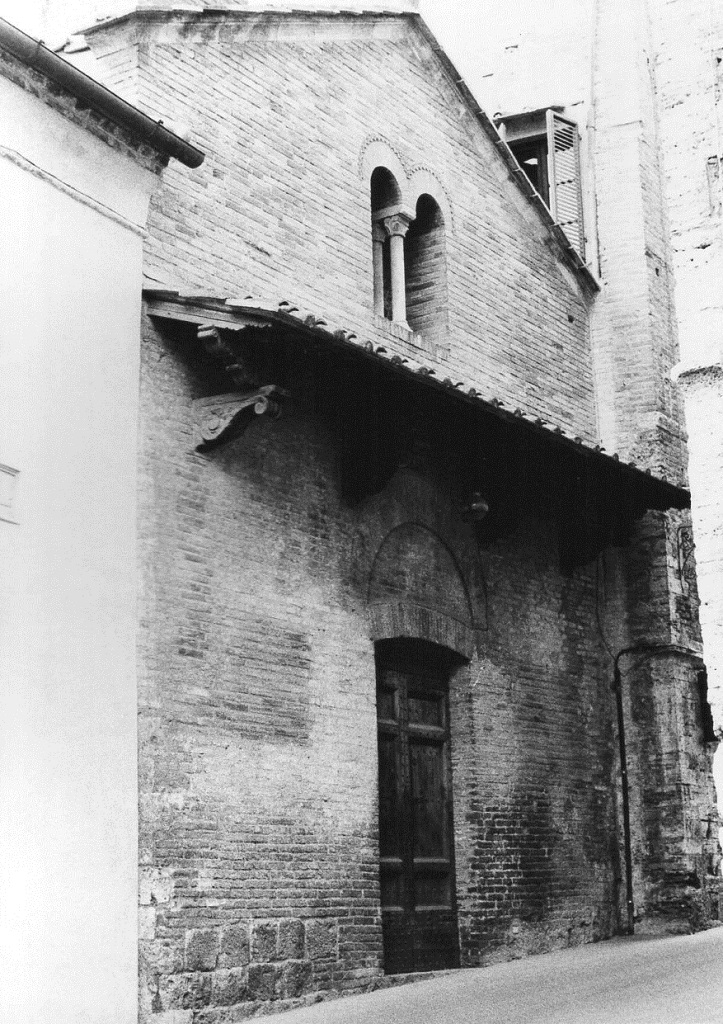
[464,0,721,932]
[138,311,623,1018]
[69,6,722,1021]
[86,11,598,441]
[135,304,718,1021]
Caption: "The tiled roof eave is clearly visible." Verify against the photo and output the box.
[143,287,687,511]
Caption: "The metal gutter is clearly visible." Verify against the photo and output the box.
[0,17,205,168]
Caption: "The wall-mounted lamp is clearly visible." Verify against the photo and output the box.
[468,492,490,522]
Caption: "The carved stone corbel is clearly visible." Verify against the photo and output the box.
[197,324,259,390]
[193,386,287,449]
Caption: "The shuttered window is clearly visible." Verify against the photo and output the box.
[546,109,585,259]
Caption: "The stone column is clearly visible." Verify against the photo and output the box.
[382,213,411,327]
[372,221,386,317]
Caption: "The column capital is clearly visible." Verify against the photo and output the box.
[381,212,412,239]
[373,201,415,225]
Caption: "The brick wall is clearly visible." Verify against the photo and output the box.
[468,0,687,479]
[404,196,449,349]
[85,10,598,442]
[588,0,685,478]
[137,316,384,1020]
[80,7,720,1019]
[137,310,630,1019]
[450,518,620,963]
[137,307,718,1024]
[447,0,719,925]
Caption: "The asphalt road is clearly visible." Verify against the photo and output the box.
[273,928,723,1024]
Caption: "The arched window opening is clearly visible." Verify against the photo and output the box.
[371,166,401,212]
[404,194,448,344]
[370,168,409,325]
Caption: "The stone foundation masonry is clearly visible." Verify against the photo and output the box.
[148,917,341,1022]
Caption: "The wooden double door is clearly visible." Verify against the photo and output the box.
[376,641,460,974]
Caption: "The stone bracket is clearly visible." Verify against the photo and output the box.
[193,386,287,449]
[197,323,265,390]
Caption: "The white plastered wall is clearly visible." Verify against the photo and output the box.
[0,74,157,1024]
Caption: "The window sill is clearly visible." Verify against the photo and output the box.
[373,315,417,343]
[373,316,451,362]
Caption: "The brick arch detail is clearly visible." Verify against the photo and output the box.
[355,470,488,654]
[408,166,455,234]
[358,141,454,235]
[367,521,474,617]
[367,601,475,661]
[359,135,409,196]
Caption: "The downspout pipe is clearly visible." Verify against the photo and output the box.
[0,16,205,168]
[612,643,705,936]
[611,654,635,936]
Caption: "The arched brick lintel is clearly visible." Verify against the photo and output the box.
[359,137,455,235]
[408,166,455,234]
[367,601,476,661]
[359,136,409,197]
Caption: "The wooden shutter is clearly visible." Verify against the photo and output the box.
[546,109,585,259]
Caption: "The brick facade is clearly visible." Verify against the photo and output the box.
[137,310,626,1018]
[463,0,722,934]
[71,6,722,1020]
[86,11,598,441]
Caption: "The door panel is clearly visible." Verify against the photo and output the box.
[410,739,446,860]
[378,733,402,858]
[376,646,460,974]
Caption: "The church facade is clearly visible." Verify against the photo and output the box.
[2,4,721,1023]
[70,7,720,1019]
